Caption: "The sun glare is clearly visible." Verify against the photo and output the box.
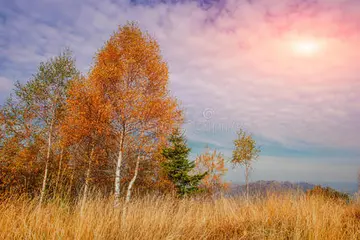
[292,39,321,57]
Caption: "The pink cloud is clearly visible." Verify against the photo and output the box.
[1,0,359,150]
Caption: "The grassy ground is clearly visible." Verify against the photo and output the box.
[0,193,359,239]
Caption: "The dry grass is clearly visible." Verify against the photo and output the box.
[0,193,359,240]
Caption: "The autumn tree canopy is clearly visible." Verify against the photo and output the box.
[86,22,182,204]
[0,49,79,200]
[232,129,260,199]
[0,22,240,204]
[195,147,229,196]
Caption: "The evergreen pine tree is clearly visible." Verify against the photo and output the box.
[161,129,207,197]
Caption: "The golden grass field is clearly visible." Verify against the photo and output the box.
[0,193,359,240]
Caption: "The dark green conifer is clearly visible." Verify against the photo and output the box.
[161,129,206,197]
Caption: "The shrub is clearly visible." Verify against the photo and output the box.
[306,185,350,202]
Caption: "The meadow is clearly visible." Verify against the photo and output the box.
[1,18,359,240]
[0,193,359,240]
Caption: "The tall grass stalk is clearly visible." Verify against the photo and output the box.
[0,193,359,239]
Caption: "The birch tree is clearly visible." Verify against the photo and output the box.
[61,75,111,210]
[89,22,181,206]
[15,49,78,204]
[231,129,260,200]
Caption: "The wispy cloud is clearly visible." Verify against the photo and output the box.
[0,76,13,93]
[0,0,359,182]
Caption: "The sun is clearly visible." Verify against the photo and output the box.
[292,39,322,57]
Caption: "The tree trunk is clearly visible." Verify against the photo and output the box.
[125,155,140,204]
[245,163,250,200]
[114,132,124,207]
[81,146,94,214]
[68,167,75,197]
[67,145,79,197]
[39,123,53,205]
[54,148,64,195]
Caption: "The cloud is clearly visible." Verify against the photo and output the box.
[0,76,13,93]
[228,155,360,183]
[0,0,359,182]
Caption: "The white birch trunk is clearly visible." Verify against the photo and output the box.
[125,155,140,204]
[114,132,124,207]
[39,123,53,205]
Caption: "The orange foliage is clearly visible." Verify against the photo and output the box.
[88,22,182,196]
[0,23,183,199]
[0,100,43,195]
[195,147,229,196]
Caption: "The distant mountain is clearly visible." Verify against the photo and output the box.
[229,180,359,197]
[229,180,316,197]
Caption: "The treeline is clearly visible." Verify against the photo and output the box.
[0,23,234,204]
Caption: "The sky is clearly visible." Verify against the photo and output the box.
[0,0,359,185]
